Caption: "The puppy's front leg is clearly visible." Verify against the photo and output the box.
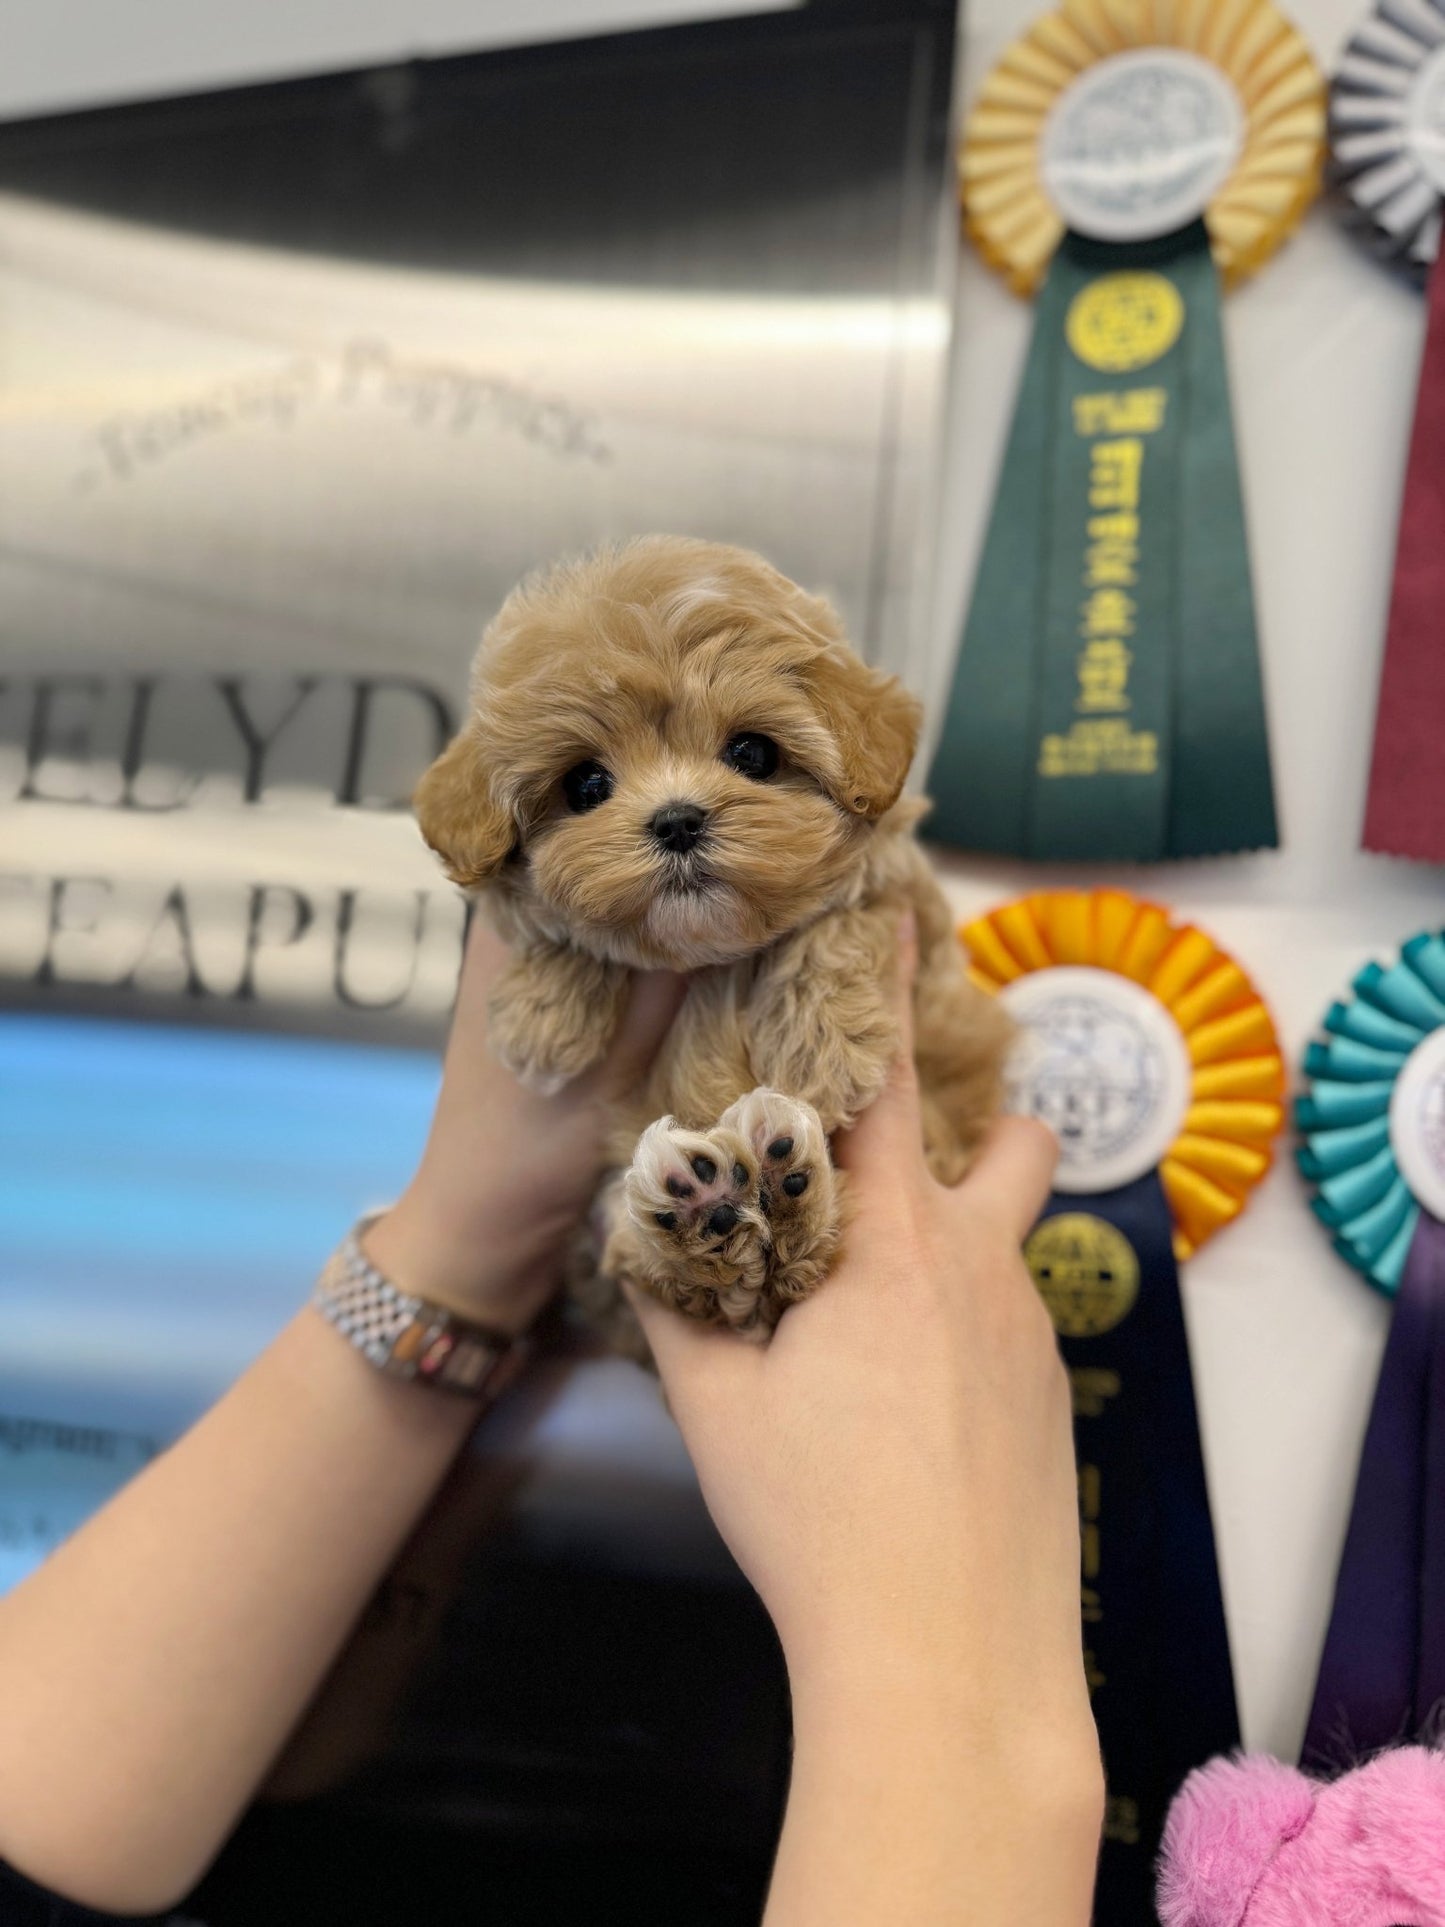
[487,941,627,1094]
[747,906,899,1135]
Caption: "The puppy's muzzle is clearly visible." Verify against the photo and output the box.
[650,801,708,854]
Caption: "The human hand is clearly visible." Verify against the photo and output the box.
[627,923,1093,1769]
[365,919,685,1330]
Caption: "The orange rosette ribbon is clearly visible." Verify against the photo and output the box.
[961,887,1284,1259]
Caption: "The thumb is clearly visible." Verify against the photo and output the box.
[955,1114,1060,1244]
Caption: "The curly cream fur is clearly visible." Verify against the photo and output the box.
[416,536,1012,1344]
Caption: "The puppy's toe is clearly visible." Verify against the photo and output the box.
[626,1117,758,1232]
[719,1089,829,1211]
[718,1089,840,1311]
[620,1118,769,1330]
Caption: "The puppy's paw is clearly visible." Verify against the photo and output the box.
[718,1087,827,1212]
[486,949,626,1094]
[619,1117,771,1335]
[719,1088,841,1312]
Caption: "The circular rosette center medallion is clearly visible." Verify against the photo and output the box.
[1391,1025,1445,1225]
[1042,47,1244,243]
[1001,965,1191,1193]
[962,890,1283,1257]
[1065,269,1185,370]
[1025,1213,1141,1335]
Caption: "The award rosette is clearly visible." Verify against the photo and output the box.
[962,888,1284,1923]
[1331,9,1445,861]
[929,1,1324,861]
[1296,932,1445,1765]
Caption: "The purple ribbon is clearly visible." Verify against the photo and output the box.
[1302,1212,1445,1768]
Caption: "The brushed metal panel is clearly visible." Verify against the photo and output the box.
[0,4,959,1036]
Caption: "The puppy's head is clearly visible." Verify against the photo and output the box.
[416,536,920,969]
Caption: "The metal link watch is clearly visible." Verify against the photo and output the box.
[312,1217,528,1400]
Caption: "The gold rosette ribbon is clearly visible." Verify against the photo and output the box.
[928,4,1325,862]
[961,0,1325,295]
[962,887,1284,1257]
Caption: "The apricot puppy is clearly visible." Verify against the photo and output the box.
[415,535,1010,1349]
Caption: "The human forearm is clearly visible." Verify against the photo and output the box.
[0,926,681,1914]
[0,1307,476,1914]
[770,1670,1103,1927]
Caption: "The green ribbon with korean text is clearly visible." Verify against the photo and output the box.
[928,222,1276,862]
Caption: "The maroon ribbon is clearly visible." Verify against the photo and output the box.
[1301,1211,1445,1768]
[1363,247,1445,862]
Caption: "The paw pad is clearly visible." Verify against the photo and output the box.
[625,1116,760,1253]
[621,1093,835,1337]
[719,1090,826,1219]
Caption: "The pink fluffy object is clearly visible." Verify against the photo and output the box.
[1157,1747,1445,1925]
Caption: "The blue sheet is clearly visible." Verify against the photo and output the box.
[0,1014,440,1591]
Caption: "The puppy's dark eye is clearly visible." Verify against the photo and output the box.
[562,760,613,813]
[721,732,780,781]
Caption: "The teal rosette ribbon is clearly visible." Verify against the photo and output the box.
[1295,931,1445,1770]
[1296,931,1445,1291]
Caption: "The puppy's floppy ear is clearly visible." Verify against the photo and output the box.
[805,648,922,819]
[413,728,515,887]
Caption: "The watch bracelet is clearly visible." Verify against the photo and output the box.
[312,1219,527,1400]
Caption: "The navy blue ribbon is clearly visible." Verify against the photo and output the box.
[1302,1211,1445,1767]
[1033,1170,1239,1925]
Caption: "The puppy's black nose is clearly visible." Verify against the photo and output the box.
[651,802,707,853]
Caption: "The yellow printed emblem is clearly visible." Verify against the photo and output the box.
[1066,273,1184,374]
[1025,1214,1139,1337]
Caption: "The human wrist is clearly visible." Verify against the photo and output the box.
[778,1656,1103,1925]
[766,1650,1100,1927]
[786,1635,1102,1806]
[292,1298,485,1442]
[359,1192,556,1334]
